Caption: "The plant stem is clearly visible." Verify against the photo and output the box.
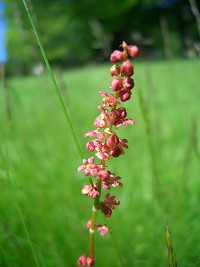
[106,218,125,267]
[166,225,177,267]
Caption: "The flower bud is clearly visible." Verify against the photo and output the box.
[110,147,121,158]
[128,45,140,57]
[101,204,112,218]
[106,134,119,148]
[120,60,134,77]
[110,64,120,76]
[123,77,134,90]
[110,50,123,62]
[116,107,127,118]
[86,219,92,228]
[110,77,123,92]
[119,89,132,102]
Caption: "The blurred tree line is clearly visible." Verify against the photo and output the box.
[3,0,200,74]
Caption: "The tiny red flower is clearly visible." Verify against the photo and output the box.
[119,89,132,102]
[97,224,109,237]
[101,203,112,218]
[77,255,95,267]
[78,157,101,177]
[86,219,92,229]
[84,129,104,140]
[110,77,123,92]
[103,193,120,209]
[120,59,134,76]
[82,185,100,199]
[123,77,134,90]
[106,134,119,148]
[77,255,87,266]
[110,64,120,76]
[128,45,140,58]
[110,147,122,158]
[99,91,120,109]
[110,50,123,62]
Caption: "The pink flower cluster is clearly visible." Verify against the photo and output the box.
[77,255,95,267]
[77,41,139,266]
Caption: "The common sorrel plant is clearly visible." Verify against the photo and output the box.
[77,42,140,266]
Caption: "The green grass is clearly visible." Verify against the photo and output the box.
[0,59,200,267]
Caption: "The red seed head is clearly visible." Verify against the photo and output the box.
[110,64,120,76]
[116,107,127,118]
[110,147,121,158]
[110,50,123,63]
[119,89,132,102]
[120,60,134,77]
[110,77,123,92]
[123,77,134,90]
[106,134,119,148]
[128,45,140,58]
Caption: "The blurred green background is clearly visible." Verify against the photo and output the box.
[0,0,200,267]
[3,0,200,75]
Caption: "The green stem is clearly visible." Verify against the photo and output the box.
[0,147,40,267]
[106,218,125,267]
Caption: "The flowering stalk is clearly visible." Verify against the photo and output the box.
[77,41,140,266]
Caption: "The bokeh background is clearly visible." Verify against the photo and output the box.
[0,0,200,267]
[3,0,200,74]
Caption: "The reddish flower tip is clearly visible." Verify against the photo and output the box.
[110,50,123,63]
[77,255,95,266]
[110,64,120,76]
[128,45,140,58]
[119,89,132,102]
[110,77,123,92]
[120,60,134,77]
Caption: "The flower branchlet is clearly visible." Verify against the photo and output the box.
[77,41,140,266]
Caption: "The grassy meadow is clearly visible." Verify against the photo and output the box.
[0,59,200,267]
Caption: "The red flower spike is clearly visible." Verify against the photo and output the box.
[78,41,139,265]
